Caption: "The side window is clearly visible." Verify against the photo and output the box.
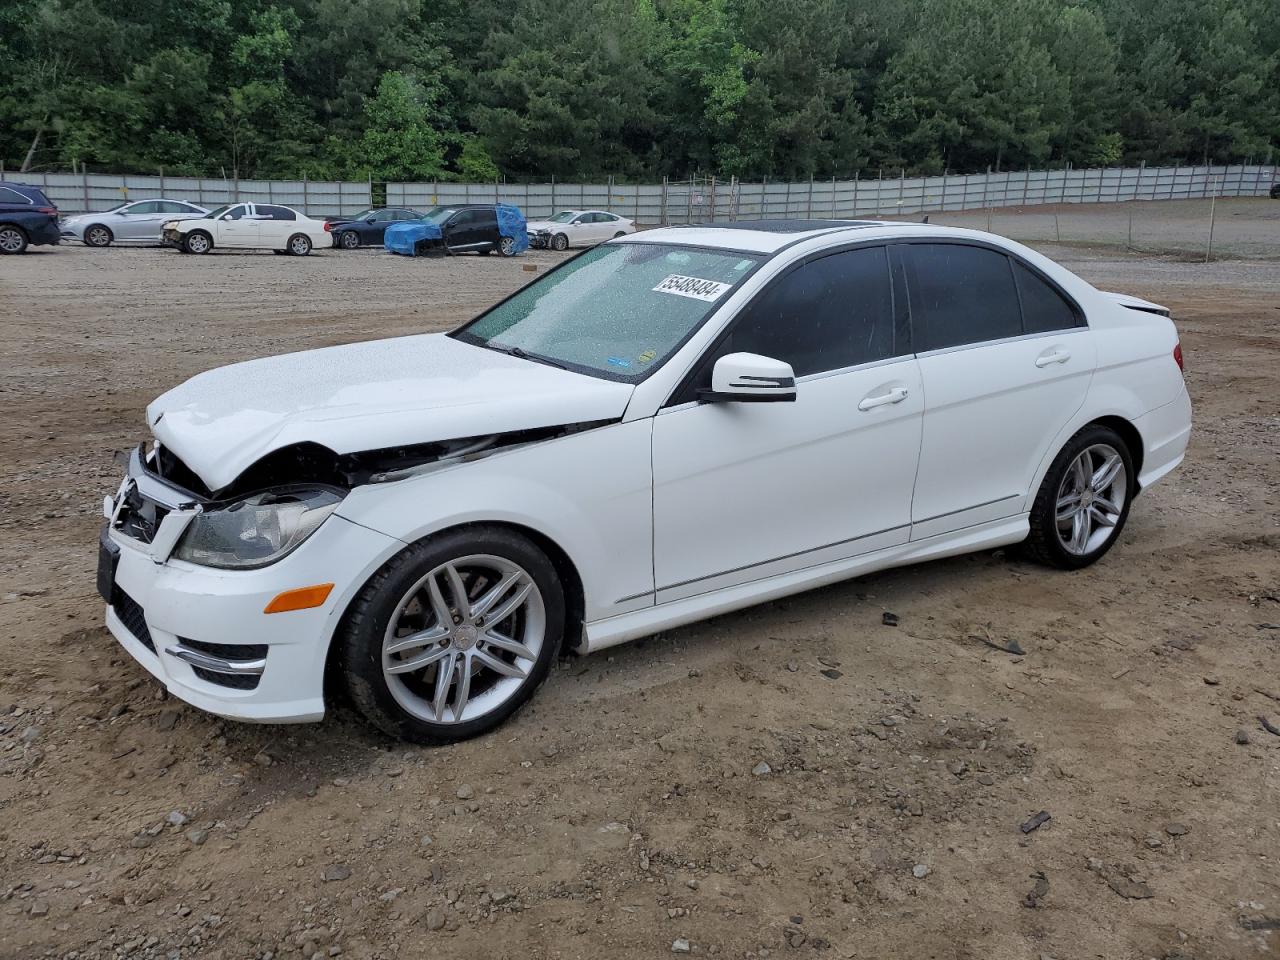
[1013,260,1081,333]
[0,186,32,204]
[224,205,247,220]
[370,209,392,222]
[128,201,160,214]
[905,244,1021,351]
[258,205,296,221]
[676,246,898,404]
[156,201,187,213]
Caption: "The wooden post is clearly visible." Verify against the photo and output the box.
[807,174,814,218]
[709,175,716,221]
[853,171,859,216]
[159,167,165,197]
[302,174,309,214]
[550,175,556,213]
[660,176,668,226]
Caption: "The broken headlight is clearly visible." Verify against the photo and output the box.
[173,487,344,570]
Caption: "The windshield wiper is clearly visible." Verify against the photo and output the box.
[485,343,568,370]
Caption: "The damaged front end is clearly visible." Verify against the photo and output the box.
[108,420,610,572]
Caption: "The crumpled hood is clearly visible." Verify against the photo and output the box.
[147,333,634,491]
[525,220,560,233]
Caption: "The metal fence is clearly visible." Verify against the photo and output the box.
[17,164,1279,221]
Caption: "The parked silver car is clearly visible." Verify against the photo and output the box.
[61,199,209,247]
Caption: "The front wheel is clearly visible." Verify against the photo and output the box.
[84,224,113,247]
[339,526,565,743]
[0,225,28,254]
[183,230,212,254]
[288,233,312,256]
[550,233,569,251]
[1023,424,1135,569]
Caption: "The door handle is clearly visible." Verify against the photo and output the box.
[1035,349,1071,367]
[858,386,909,411]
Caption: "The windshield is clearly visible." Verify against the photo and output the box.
[421,206,456,225]
[453,243,761,381]
[203,204,231,219]
[548,211,578,223]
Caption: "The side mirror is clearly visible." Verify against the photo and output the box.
[698,353,797,404]
[221,214,234,221]
[365,216,376,223]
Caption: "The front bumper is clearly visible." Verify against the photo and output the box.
[100,454,404,723]
[162,228,183,248]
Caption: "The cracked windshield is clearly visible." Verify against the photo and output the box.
[454,244,760,379]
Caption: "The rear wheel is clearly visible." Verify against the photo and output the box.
[84,224,113,247]
[1023,424,1134,569]
[183,230,212,254]
[551,233,568,251]
[288,233,312,256]
[339,230,359,250]
[339,526,564,744]
[498,236,517,257]
[0,224,28,254]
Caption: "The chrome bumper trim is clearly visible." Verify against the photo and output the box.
[164,644,267,677]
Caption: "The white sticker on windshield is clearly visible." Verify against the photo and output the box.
[652,274,732,302]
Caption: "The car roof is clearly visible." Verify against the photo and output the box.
[619,219,942,254]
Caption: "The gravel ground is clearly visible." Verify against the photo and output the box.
[0,224,1278,960]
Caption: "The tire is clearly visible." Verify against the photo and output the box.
[477,247,492,256]
[84,224,113,247]
[272,249,287,255]
[498,236,517,257]
[339,526,565,744]
[1022,424,1135,569]
[339,231,359,250]
[287,233,312,256]
[0,224,28,255]
[183,230,212,254]
[551,232,569,251]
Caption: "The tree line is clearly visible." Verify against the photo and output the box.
[1,0,1276,182]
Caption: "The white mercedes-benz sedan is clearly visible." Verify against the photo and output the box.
[100,219,1192,742]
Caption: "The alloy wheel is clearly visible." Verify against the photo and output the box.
[1055,443,1127,556]
[0,227,25,253]
[290,235,311,255]
[381,554,545,725]
[86,226,111,247]
[551,233,568,251]
[340,231,359,249]
[187,233,209,254]
[499,236,515,256]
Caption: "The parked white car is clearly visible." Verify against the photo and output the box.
[163,203,331,255]
[100,219,1191,742]
[61,199,209,246]
[527,209,635,249]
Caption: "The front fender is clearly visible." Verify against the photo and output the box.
[335,419,655,623]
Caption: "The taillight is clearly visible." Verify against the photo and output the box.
[1173,342,1184,372]
[323,221,332,232]
[37,207,57,215]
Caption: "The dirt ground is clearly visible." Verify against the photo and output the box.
[1,219,1278,960]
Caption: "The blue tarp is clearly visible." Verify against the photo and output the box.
[496,203,529,253]
[384,220,442,256]
[383,205,529,256]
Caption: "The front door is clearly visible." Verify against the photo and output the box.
[652,245,923,601]
[215,204,258,247]
[902,242,1097,539]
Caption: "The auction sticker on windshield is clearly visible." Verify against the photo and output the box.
[653,275,733,302]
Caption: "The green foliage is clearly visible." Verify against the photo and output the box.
[0,0,1275,178]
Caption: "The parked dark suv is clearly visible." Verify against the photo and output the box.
[0,182,60,254]
[418,204,519,255]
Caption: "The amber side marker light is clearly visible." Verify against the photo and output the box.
[264,583,335,614]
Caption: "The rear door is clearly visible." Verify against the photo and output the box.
[652,244,923,600]
[256,204,299,247]
[903,241,1096,539]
